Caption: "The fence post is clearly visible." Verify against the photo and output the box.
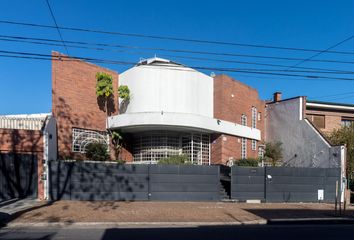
[147,164,151,201]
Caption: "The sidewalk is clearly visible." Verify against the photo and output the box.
[1,201,354,228]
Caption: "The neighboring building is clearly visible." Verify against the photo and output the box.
[0,113,57,200]
[306,100,354,134]
[266,94,344,169]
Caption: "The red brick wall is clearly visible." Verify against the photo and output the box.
[212,75,265,164]
[52,52,133,161]
[0,129,44,200]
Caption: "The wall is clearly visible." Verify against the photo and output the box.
[52,52,133,161]
[49,161,220,201]
[231,166,340,203]
[0,128,44,199]
[306,108,354,134]
[266,97,341,168]
[211,75,266,164]
[119,63,214,117]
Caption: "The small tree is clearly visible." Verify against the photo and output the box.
[328,124,354,183]
[96,72,114,116]
[265,141,283,166]
[118,85,130,113]
[111,130,123,161]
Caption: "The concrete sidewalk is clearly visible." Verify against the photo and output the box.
[1,201,354,228]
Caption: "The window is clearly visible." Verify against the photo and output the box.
[241,114,247,126]
[132,131,210,165]
[241,138,247,159]
[258,146,264,159]
[341,117,354,127]
[252,140,257,151]
[307,114,325,129]
[251,107,257,128]
[258,112,261,121]
[72,128,109,152]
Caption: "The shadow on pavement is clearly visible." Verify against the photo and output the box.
[100,224,354,240]
[244,208,354,220]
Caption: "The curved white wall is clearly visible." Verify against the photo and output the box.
[119,64,214,118]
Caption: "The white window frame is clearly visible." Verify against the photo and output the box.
[241,114,247,126]
[252,107,257,128]
[252,139,257,151]
[241,138,247,159]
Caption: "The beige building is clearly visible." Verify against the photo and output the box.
[306,100,354,134]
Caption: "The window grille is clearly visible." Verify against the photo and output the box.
[241,138,247,159]
[241,114,247,126]
[132,131,210,165]
[72,128,109,153]
[252,140,257,151]
[251,107,257,128]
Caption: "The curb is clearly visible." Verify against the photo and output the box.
[267,217,354,225]
[3,220,268,229]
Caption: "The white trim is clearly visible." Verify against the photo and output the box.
[306,102,354,111]
[299,97,303,120]
[303,119,331,147]
[108,112,261,140]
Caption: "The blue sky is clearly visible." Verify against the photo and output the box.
[1,0,354,114]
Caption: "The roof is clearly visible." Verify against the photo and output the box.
[307,100,354,108]
[137,57,185,67]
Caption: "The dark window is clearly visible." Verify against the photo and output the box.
[341,117,354,127]
[307,114,325,129]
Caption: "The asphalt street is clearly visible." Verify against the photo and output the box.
[1,224,354,240]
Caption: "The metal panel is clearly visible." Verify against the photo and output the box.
[265,167,340,203]
[0,153,38,202]
[231,166,265,201]
[231,166,340,203]
[49,162,220,201]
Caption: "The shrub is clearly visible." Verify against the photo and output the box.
[234,158,259,167]
[85,142,109,161]
[116,159,126,165]
[158,155,190,165]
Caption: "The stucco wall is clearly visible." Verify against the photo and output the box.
[119,64,213,118]
[266,97,341,168]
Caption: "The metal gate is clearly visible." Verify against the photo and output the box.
[231,166,341,203]
[0,153,38,201]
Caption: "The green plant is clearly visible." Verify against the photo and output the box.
[158,155,190,165]
[85,142,109,161]
[111,130,123,160]
[264,141,283,166]
[118,85,130,100]
[234,158,259,167]
[116,159,126,165]
[328,124,354,185]
[96,72,114,98]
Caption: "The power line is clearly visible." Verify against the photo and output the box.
[2,49,354,81]
[286,35,354,70]
[44,0,69,55]
[1,34,353,74]
[2,19,354,55]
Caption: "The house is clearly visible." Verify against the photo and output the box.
[52,52,265,165]
[0,113,57,200]
[305,100,354,134]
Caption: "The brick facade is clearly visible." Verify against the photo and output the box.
[52,52,133,161]
[0,129,44,200]
[212,74,265,164]
[306,108,354,134]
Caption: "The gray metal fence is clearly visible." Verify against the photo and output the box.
[0,153,38,202]
[49,161,220,201]
[231,166,341,203]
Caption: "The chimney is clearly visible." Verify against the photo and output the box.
[273,92,282,102]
